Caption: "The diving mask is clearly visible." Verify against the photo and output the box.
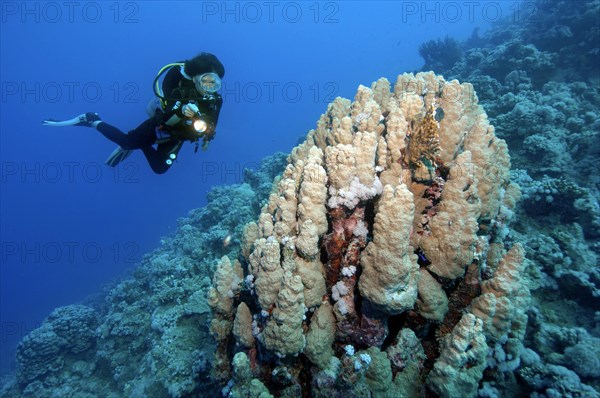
[193,72,221,94]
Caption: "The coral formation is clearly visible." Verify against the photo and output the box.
[358,183,419,315]
[427,314,488,398]
[209,72,529,397]
[418,36,464,73]
[15,305,98,385]
[208,256,244,380]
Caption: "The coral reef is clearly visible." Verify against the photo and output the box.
[422,2,599,193]
[416,1,600,395]
[15,305,98,386]
[0,154,287,398]
[210,71,529,397]
[3,2,598,397]
[418,36,464,73]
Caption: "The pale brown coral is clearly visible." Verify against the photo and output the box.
[207,256,243,318]
[297,146,328,237]
[419,151,481,280]
[262,272,306,356]
[213,72,527,396]
[426,313,488,398]
[249,238,283,309]
[358,184,420,315]
[304,302,336,369]
[233,302,255,349]
[470,243,530,341]
[294,256,326,308]
[207,256,243,381]
[416,268,449,322]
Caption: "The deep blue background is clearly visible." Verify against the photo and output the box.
[0,1,511,375]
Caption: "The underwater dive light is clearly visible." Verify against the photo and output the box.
[183,112,207,134]
[193,116,207,133]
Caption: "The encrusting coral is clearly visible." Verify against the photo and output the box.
[209,71,529,397]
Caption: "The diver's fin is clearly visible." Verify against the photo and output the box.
[42,115,83,127]
[106,147,133,167]
[42,112,100,127]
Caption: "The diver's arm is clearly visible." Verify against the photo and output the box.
[157,96,187,124]
[201,95,223,141]
[212,96,223,126]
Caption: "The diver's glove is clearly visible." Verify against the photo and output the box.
[182,103,199,118]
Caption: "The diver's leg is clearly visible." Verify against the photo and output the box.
[140,141,183,174]
[96,119,156,150]
[96,123,132,147]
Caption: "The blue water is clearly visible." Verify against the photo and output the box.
[0,0,511,377]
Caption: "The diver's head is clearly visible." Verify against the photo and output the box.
[183,53,224,94]
[192,72,221,94]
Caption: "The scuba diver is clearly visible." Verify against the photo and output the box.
[43,52,224,174]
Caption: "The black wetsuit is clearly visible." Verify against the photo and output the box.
[97,66,223,174]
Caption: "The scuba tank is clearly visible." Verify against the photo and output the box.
[146,97,162,118]
[164,101,184,127]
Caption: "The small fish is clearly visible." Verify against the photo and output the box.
[223,234,233,248]
[434,107,445,122]
[415,248,431,266]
